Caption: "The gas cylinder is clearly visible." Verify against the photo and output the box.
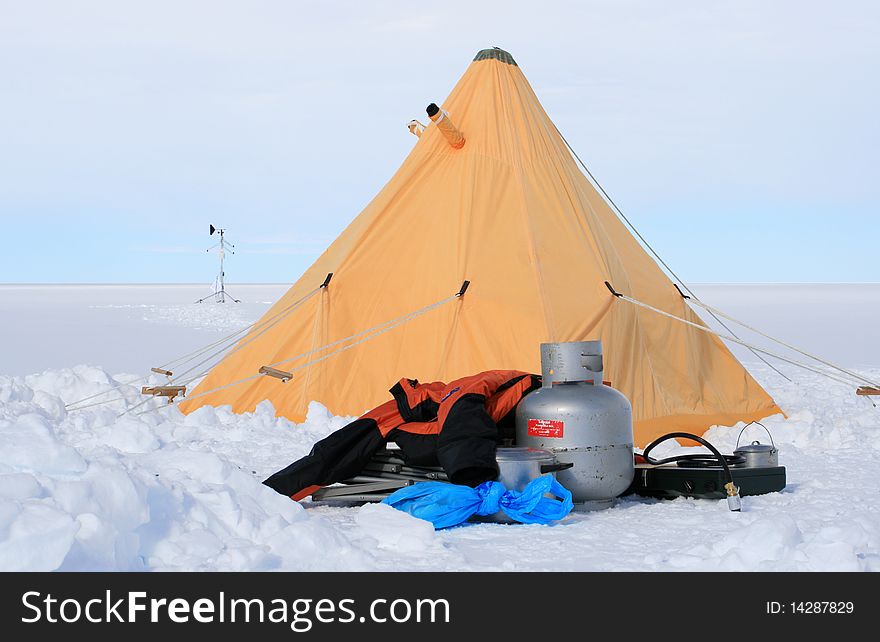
[515,341,634,509]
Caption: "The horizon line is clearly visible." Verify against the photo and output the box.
[2,281,880,287]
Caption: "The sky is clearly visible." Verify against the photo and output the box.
[1,1,877,284]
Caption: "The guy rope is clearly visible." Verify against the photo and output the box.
[603,281,880,392]
[555,124,793,383]
[123,280,471,417]
[64,275,332,413]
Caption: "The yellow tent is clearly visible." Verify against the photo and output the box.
[181,47,781,445]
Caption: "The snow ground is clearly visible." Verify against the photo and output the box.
[0,284,878,571]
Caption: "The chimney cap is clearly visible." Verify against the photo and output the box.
[473,48,517,66]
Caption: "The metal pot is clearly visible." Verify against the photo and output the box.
[477,447,572,523]
[495,447,571,492]
[734,424,779,468]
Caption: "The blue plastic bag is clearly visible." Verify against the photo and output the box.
[382,474,574,529]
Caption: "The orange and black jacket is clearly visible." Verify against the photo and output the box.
[263,370,541,499]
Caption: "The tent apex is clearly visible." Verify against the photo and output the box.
[473,47,517,66]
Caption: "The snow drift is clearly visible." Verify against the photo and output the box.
[1,362,879,571]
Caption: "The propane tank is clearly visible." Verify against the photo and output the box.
[515,341,634,510]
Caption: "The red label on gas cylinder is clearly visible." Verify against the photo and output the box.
[527,418,564,439]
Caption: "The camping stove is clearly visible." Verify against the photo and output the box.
[627,463,786,500]
[628,424,787,500]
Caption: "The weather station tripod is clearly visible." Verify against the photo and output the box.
[196,224,241,303]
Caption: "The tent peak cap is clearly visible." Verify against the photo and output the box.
[473,47,517,66]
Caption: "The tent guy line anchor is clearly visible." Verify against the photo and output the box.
[162,287,323,387]
[130,281,470,415]
[610,278,878,390]
[858,387,879,408]
[685,296,879,389]
[92,276,331,417]
[66,249,334,413]
[605,281,879,390]
[115,287,322,418]
[159,272,334,375]
[266,282,470,370]
[171,274,337,388]
[259,366,294,382]
[140,386,187,403]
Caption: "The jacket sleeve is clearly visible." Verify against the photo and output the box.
[263,398,403,498]
[262,417,386,498]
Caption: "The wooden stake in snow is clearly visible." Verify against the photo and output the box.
[141,385,187,403]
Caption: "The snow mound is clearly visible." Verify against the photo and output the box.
[0,367,367,571]
[356,503,436,553]
[0,363,879,571]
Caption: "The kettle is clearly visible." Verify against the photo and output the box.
[734,423,779,468]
